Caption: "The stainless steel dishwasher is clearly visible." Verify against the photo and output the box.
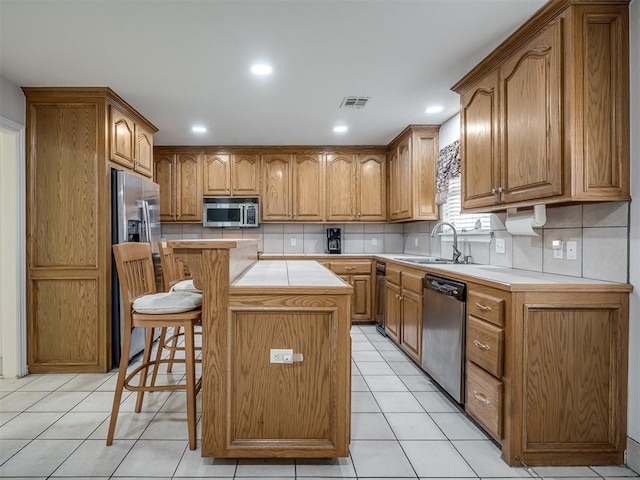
[421,274,466,404]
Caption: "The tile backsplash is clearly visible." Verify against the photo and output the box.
[161,201,629,283]
[161,222,405,255]
[402,202,630,283]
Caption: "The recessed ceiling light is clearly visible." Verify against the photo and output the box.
[333,126,348,133]
[425,105,444,114]
[192,126,207,133]
[251,64,273,75]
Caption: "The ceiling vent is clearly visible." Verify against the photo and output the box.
[340,96,370,109]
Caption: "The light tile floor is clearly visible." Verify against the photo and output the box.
[1,324,638,479]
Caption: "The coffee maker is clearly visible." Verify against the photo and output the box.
[327,228,342,254]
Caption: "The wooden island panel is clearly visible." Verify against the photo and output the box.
[167,241,352,458]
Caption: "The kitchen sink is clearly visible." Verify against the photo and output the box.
[393,257,459,265]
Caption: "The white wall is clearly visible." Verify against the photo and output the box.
[0,76,26,378]
[626,0,640,470]
[438,113,460,148]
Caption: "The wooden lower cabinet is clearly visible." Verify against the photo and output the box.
[384,265,423,364]
[465,283,630,466]
[328,260,373,322]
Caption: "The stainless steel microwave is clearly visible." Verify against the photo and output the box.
[202,197,259,227]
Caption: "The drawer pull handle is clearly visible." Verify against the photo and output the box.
[473,340,490,350]
[474,303,492,312]
[473,391,491,405]
[345,266,355,271]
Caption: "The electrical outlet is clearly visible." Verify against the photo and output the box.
[270,349,293,364]
[290,237,296,246]
[495,238,506,254]
[552,239,563,259]
[414,237,419,247]
[566,241,577,260]
[371,237,377,246]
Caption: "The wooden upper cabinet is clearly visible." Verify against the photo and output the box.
[232,154,260,196]
[388,126,439,222]
[110,106,135,169]
[109,104,156,178]
[176,153,202,222]
[155,153,176,222]
[326,152,386,222]
[461,70,500,210]
[453,1,630,211]
[135,124,154,178]
[293,153,324,221]
[262,154,293,221]
[356,153,387,222]
[203,154,231,196]
[500,20,563,205]
[154,151,202,222]
[203,153,260,197]
[326,153,356,221]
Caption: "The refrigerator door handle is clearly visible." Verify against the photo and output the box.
[141,200,152,244]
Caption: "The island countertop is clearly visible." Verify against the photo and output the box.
[231,260,352,294]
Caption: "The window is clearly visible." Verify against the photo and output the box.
[441,176,491,232]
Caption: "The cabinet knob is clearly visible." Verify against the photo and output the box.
[497,186,504,193]
[491,188,496,194]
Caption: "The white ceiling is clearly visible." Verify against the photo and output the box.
[0,0,546,146]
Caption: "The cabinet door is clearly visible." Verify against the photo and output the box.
[134,124,154,178]
[351,274,372,321]
[326,154,356,221]
[413,133,439,220]
[356,154,386,222]
[293,153,324,221]
[388,148,399,219]
[391,137,412,221]
[400,287,422,363]
[109,106,135,169]
[262,154,292,221]
[231,154,260,196]
[461,70,501,210]
[500,20,563,204]
[203,154,231,196]
[155,153,176,221]
[385,281,401,343]
[176,153,202,222]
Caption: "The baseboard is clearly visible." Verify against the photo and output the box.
[627,437,640,474]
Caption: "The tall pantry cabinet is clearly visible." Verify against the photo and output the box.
[23,87,158,373]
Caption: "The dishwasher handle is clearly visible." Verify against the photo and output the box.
[424,274,466,301]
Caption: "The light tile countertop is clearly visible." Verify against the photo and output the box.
[232,260,351,289]
[259,253,631,291]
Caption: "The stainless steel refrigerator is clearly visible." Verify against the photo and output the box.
[111,169,161,367]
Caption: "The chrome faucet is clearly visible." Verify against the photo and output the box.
[430,221,462,263]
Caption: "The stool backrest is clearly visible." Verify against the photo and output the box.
[113,243,157,312]
[158,241,186,292]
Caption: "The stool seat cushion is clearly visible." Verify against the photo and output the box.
[133,292,202,314]
[170,279,202,293]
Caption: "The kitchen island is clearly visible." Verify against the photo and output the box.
[168,239,352,458]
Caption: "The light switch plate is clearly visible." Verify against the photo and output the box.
[495,238,506,254]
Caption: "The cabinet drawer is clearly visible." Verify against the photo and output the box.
[386,267,401,285]
[402,272,423,294]
[466,316,504,377]
[329,261,372,275]
[468,291,504,326]
[466,362,503,439]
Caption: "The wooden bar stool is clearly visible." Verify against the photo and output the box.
[109,242,202,450]
[158,241,203,372]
